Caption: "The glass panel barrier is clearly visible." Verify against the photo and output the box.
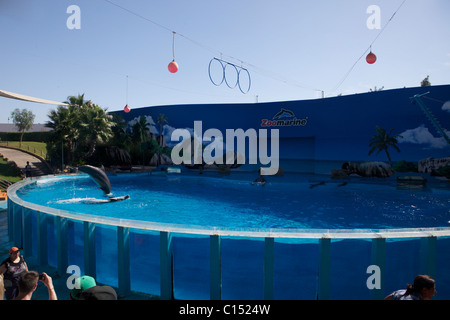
[95,224,118,288]
[129,229,160,296]
[273,239,319,299]
[172,234,210,300]
[221,237,265,300]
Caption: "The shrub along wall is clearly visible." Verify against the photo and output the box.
[0,131,52,143]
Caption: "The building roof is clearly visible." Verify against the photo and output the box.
[0,123,51,133]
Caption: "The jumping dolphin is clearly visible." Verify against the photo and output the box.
[78,165,111,194]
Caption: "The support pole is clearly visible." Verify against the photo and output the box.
[318,237,331,300]
[56,216,69,275]
[117,226,131,296]
[84,221,96,278]
[264,237,275,300]
[210,235,222,300]
[37,212,48,266]
[160,231,173,300]
[22,208,32,258]
[420,236,437,279]
[370,237,386,300]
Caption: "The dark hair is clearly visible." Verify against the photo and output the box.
[17,271,39,294]
[405,275,435,295]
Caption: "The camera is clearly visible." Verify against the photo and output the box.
[39,274,44,281]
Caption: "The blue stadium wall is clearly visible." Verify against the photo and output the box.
[112,84,450,174]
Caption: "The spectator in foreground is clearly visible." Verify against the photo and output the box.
[14,271,57,300]
[385,274,436,300]
[69,275,96,300]
[0,247,28,300]
[69,275,117,300]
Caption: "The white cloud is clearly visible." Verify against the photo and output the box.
[399,125,448,149]
[443,101,450,113]
[127,115,158,134]
[163,124,189,147]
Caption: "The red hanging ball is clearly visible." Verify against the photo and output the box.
[366,52,377,64]
[168,60,179,73]
[124,105,131,113]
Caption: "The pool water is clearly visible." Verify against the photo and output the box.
[16,172,450,230]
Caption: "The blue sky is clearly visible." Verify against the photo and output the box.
[0,0,449,124]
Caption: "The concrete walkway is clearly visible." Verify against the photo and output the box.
[0,147,52,177]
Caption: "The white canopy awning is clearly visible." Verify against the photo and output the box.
[0,89,68,106]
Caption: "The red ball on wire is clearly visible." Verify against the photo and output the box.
[124,105,131,113]
[168,60,179,73]
[366,52,377,64]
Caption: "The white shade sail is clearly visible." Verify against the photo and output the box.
[0,89,68,106]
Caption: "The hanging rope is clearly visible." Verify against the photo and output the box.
[172,31,176,61]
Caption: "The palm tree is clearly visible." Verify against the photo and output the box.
[368,126,402,167]
[156,113,168,147]
[65,94,87,108]
[46,105,80,165]
[132,116,150,143]
[110,114,133,152]
[78,103,114,159]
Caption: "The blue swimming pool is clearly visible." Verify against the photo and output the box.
[7,171,450,300]
[15,171,450,230]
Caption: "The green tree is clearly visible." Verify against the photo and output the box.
[421,75,431,87]
[10,108,35,147]
[109,114,132,152]
[46,94,116,166]
[78,102,114,159]
[132,116,150,143]
[368,126,402,167]
[369,86,384,92]
[45,94,87,165]
[156,113,168,147]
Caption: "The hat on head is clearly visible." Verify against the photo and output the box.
[78,286,117,300]
[9,247,19,254]
[70,275,97,300]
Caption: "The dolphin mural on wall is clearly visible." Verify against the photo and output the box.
[78,165,111,194]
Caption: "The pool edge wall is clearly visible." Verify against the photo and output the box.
[6,175,450,300]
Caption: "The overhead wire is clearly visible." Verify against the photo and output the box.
[328,0,408,96]
[102,0,322,94]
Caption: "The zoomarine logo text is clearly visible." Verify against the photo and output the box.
[261,108,308,127]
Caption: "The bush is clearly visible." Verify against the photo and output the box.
[393,160,418,172]
[0,131,52,143]
[435,165,450,178]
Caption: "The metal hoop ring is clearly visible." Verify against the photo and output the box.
[208,58,225,86]
[224,62,239,89]
[237,67,251,94]
[208,57,251,94]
